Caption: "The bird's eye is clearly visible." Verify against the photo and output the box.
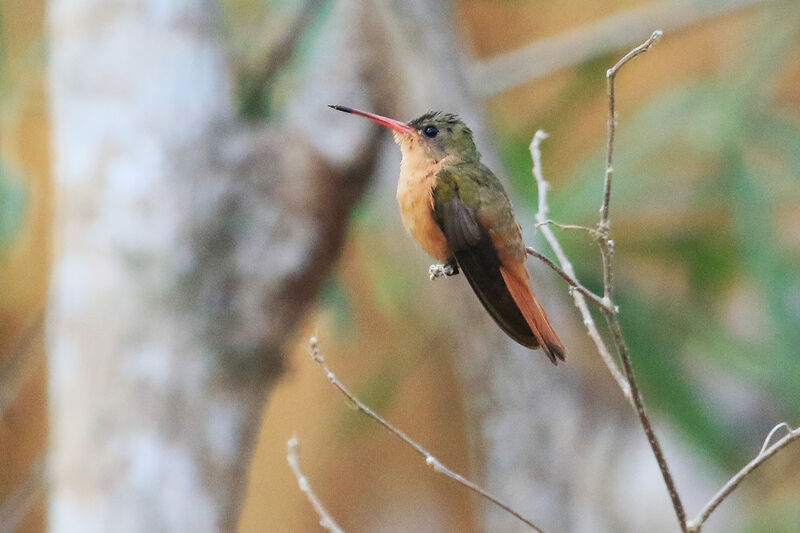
[422,125,439,138]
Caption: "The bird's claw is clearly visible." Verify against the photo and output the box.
[429,261,459,280]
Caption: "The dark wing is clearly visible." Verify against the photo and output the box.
[433,194,539,349]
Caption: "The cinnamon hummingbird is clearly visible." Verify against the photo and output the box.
[329,105,565,364]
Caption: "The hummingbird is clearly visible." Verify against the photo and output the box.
[329,105,565,364]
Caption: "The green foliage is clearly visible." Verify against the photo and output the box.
[502,6,800,480]
[320,277,355,338]
[500,52,615,200]
[0,164,27,252]
[0,11,28,255]
[743,498,800,533]
[220,0,332,120]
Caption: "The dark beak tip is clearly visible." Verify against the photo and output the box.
[328,104,352,113]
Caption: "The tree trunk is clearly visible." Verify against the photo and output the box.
[47,1,384,530]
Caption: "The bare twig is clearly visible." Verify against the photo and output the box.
[594,30,690,532]
[600,29,662,232]
[534,219,597,234]
[687,424,800,532]
[524,246,609,312]
[598,30,663,301]
[528,131,631,402]
[286,437,345,533]
[467,0,772,96]
[605,314,686,533]
[308,337,547,533]
[758,422,792,456]
[530,26,798,533]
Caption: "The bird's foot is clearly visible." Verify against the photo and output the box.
[429,260,459,280]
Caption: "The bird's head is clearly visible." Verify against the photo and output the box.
[329,106,479,163]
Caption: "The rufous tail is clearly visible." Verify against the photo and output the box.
[500,263,566,364]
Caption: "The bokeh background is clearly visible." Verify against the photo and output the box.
[1,0,799,532]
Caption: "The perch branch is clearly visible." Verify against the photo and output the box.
[529,30,686,531]
[286,437,345,533]
[687,423,800,532]
[308,338,547,533]
[528,131,631,402]
[595,30,689,532]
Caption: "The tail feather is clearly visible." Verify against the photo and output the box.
[454,248,539,349]
[500,264,566,364]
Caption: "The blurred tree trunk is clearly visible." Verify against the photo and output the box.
[46,0,386,531]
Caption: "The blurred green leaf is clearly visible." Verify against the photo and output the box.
[742,497,800,533]
[321,277,355,337]
[0,8,29,253]
[500,4,800,475]
[615,287,744,467]
[0,170,27,252]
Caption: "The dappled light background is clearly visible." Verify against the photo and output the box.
[1,0,799,532]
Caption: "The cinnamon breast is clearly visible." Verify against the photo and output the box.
[395,142,450,262]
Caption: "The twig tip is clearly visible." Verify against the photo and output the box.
[759,422,793,456]
[309,336,325,362]
[650,29,664,44]
[530,129,550,151]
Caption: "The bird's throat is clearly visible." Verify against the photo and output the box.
[396,145,450,262]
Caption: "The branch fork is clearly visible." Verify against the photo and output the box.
[527,29,799,533]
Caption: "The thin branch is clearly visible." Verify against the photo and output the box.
[595,30,688,532]
[286,437,345,533]
[524,246,609,312]
[600,29,662,231]
[687,424,800,532]
[529,131,631,403]
[308,337,547,533]
[598,29,662,301]
[467,0,772,96]
[535,219,598,234]
[604,313,686,533]
[758,422,792,456]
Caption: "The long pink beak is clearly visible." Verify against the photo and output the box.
[328,105,415,135]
